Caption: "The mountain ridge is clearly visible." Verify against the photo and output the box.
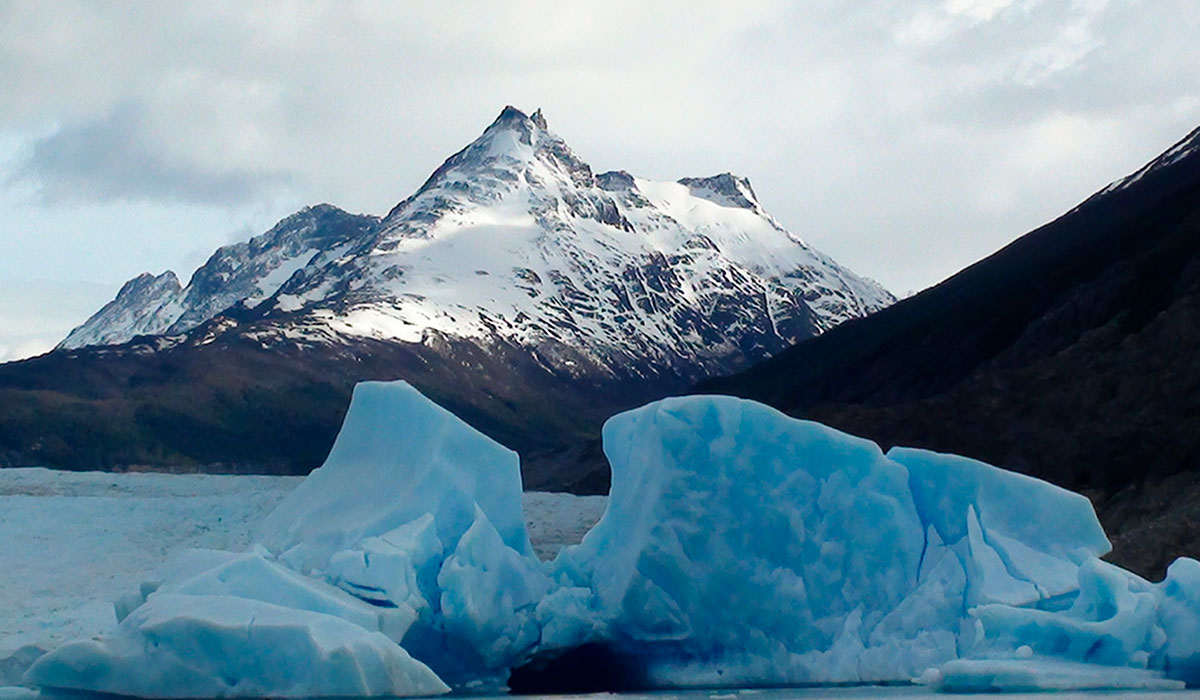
[61,106,892,382]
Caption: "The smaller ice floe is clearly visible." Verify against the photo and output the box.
[24,594,447,698]
[0,646,45,688]
[116,548,414,640]
[942,553,1200,690]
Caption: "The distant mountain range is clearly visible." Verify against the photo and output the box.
[700,123,1200,578]
[0,106,891,490]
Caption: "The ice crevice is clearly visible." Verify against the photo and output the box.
[20,380,1200,696]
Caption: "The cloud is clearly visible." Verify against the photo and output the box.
[0,0,1198,295]
[11,101,296,205]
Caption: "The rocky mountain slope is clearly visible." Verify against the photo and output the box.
[1,107,891,491]
[700,123,1200,577]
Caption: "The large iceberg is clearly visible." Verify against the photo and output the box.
[22,382,1200,695]
[532,396,1173,688]
[541,396,931,685]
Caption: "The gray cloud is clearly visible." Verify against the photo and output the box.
[12,102,296,205]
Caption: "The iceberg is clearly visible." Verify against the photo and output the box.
[21,382,1200,695]
[932,658,1184,692]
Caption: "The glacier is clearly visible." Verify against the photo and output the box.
[22,380,1200,695]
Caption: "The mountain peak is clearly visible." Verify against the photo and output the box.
[385,106,592,221]
[58,270,184,350]
[489,105,534,132]
[491,105,548,130]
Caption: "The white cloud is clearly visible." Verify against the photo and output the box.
[0,0,1197,312]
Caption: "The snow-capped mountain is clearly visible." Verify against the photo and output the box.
[61,106,892,381]
[16,107,894,489]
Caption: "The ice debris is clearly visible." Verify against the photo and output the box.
[22,382,1200,695]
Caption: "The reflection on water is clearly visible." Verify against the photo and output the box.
[29,685,1200,700]
[462,686,1200,700]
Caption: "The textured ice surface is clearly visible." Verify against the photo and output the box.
[24,594,448,698]
[437,507,551,670]
[890,447,1109,604]
[1159,557,1200,683]
[544,395,931,685]
[0,469,298,657]
[890,447,1111,562]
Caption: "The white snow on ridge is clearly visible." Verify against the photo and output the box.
[243,247,320,307]
[58,206,379,351]
[1098,123,1200,197]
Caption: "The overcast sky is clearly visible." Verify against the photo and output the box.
[2,0,1199,361]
